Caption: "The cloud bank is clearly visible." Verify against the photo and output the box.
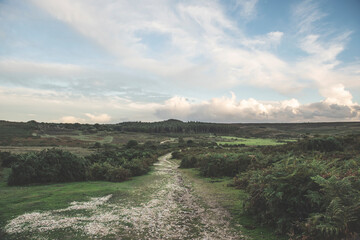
[1,87,359,123]
[156,92,360,123]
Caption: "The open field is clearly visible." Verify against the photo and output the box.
[216,136,296,146]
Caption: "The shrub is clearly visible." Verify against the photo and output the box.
[123,158,149,176]
[106,166,131,182]
[300,137,343,152]
[88,162,131,182]
[86,147,158,180]
[126,140,138,148]
[7,149,87,185]
[0,151,18,168]
[88,162,110,181]
[197,153,251,177]
[171,151,183,160]
[179,156,197,168]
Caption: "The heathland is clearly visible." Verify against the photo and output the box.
[0,120,359,239]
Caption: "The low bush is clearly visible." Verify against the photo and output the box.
[88,162,110,181]
[179,156,198,168]
[0,151,18,168]
[178,151,251,177]
[88,162,131,182]
[122,158,150,176]
[171,151,183,160]
[299,137,343,152]
[86,146,158,181]
[7,149,87,185]
[107,166,131,182]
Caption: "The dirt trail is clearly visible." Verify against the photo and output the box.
[5,153,246,239]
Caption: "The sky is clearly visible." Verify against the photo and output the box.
[0,0,360,124]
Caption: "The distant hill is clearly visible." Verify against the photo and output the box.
[1,120,360,140]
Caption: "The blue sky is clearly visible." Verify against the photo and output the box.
[0,0,360,123]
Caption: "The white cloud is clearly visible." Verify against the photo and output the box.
[298,33,350,65]
[59,116,86,124]
[156,93,360,123]
[57,114,111,124]
[234,0,258,19]
[241,31,284,49]
[85,113,111,123]
[293,0,327,34]
[0,59,84,80]
[291,0,360,106]
[322,84,354,106]
[0,86,160,123]
[0,59,169,102]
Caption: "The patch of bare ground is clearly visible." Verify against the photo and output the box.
[5,153,247,239]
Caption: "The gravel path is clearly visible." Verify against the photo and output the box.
[5,153,246,239]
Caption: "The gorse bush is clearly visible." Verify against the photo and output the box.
[88,162,131,182]
[7,143,160,185]
[8,149,87,185]
[178,150,252,177]
[85,146,158,182]
[88,162,111,181]
[198,153,251,177]
[122,158,151,176]
[107,166,131,182]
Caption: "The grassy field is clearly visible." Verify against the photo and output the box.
[0,166,161,239]
[216,136,296,146]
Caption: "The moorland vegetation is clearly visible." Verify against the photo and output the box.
[1,120,360,239]
[175,135,360,239]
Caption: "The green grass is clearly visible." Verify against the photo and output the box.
[180,168,286,240]
[41,132,114,145]
[0,166,160,235]
[70,134,114,144]
[217,136,293,146]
